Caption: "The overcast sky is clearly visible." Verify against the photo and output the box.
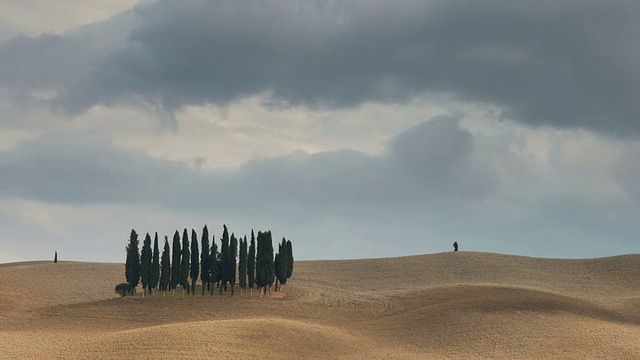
[1,0,640,263]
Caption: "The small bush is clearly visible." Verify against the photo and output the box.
[115,283,131,297]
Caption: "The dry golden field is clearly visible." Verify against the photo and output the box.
[2,252,640,359]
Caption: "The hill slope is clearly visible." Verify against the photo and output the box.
[1,252,640,359]
[0,261,122,312]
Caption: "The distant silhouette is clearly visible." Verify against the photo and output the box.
[54,251,58,263]
[453,242,458,252]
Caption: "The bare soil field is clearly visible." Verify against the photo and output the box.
[2,252,640,359]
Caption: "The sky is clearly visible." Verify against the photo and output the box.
[1,0,640,263]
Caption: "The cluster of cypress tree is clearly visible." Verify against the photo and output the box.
[123,225,294,298]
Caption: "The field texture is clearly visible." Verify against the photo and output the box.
[2,252,640,359]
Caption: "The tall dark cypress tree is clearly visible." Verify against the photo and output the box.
[170,230,181,296]
[125,229,141,295]
[255,231,264,295]
[276,239,289,291]
[255,231,274,297]
[201,225,210,295]
[150,232,160,295]
[160,237,171,296]
[248,231,256,296]
[210,239,218,296]
[266,231,275,294]
[190,229,199,296]
[229,233,238,296]
[281,238,289,285]
[286,239,294,280]
[274,252,282,292]
[140,233,152,297]
[219,225,230,294]
[239,236,247,295]
[180,228,190,296]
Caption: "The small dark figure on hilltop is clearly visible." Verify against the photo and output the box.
[54,251,58,263]
[453,242,458,252]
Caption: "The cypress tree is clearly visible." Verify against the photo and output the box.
[286,239,294,280]
[248,231,256,296]
[281,239,289,284]
[180,228,190,296]
[266,231,275,294]
[255,231,274,297]
[219,225,230,294]
[274,252,282,292]
[239,236,247,295]
[150,232,160,295]
[201,225,210,295]
[190,229,199,296]
[274,239,289,292]
[140,233,152,297]
[229,233,238,295]
[160,236,171,296]
[210,239,218,295]
[255,231,264,296]
[125,229,141,295]
[170,230,181,296]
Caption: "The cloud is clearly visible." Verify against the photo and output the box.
[389,115,497,199]
[0,0,138,35]
[0,133,193,206]
[1,0,639,134]
[2,115,640,260]
[0,115,501,260]
[1,115,632,220]
[0,116,493,212]
[614,142,640,205]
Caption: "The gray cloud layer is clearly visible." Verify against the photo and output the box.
[0,116,494,214]
[4,114,639,223]
[3,115,640,260]
[1,0,639,134]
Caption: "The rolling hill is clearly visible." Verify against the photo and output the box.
[1,252,640,359]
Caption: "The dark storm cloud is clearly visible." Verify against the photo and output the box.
[389,116,495,199]
[1,0,639,134]
[0,116,494,214]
